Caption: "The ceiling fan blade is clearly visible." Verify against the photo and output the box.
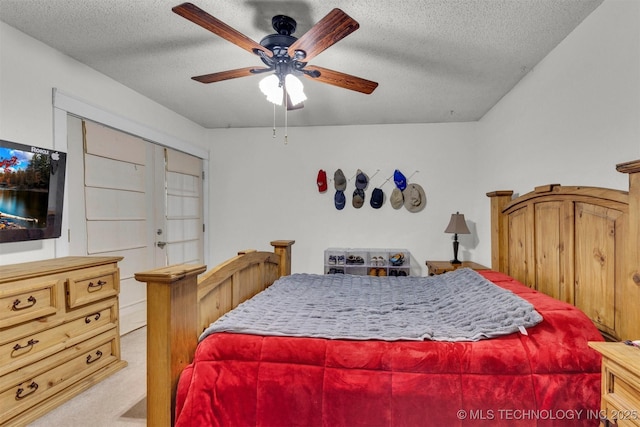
[173,2,270,57]
[192,67,270,84]
[303,66,378,94]
[287,9,359,62]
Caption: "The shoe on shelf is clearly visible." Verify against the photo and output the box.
[377,268,387,276]
[328,255,336,265]
[371,256,384,266]
[389,253,405,266]
[369,268,378,276]
[347,255,364,264]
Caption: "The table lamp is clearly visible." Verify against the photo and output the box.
[444,212,470,264]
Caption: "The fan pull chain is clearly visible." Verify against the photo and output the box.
[284,95,289,144]
[272,103,276,138]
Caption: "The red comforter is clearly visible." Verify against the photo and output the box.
[175,271,603,426]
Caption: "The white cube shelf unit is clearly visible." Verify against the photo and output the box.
[324,248,411,276]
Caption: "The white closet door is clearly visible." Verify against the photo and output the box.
[153,146,204,266]
[77,120,203,334]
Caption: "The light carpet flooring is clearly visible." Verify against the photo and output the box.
[28,326,147,427]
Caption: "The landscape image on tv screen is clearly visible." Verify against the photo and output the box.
[0,140,66,242]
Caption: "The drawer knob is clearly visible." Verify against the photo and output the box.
[11,296,36,311]
[86,350,103,364]
[15,381,39,400]
[87,280,106,292]
[12,338,40,355]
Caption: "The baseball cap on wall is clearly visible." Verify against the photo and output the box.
[352,188,365,208]
[335,190,346,210]
[393,169,407,191]
[390,187,404,209]
[317,169,327,192]
[370,188,384,208]
[355,169,369,190]
[334,169,347,191]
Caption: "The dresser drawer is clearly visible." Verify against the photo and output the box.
[66,267,119,308]
[602,400,640,427]
[0,299,118,377]
[0,278,58,329]
[601,353,640,427]
[0,330,118,425]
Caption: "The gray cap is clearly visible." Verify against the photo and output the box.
[355,169,369,190]
[334,169,347,191]
[352,188,365,208]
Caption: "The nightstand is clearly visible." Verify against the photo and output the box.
[425,260,489,276]
[588,342,640,427]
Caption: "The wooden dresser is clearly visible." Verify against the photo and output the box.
[589,342,640,427]
[0,256,127,426]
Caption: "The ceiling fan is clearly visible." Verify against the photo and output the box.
[172,2,379,109]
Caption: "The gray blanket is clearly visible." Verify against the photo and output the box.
[199,268,542,342]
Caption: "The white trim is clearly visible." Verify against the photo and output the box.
[53,105,70,257]
[52,88,210,263]
[52,89,209,159]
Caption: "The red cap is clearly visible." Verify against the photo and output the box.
[317,169,328,192]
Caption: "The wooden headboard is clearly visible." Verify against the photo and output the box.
[487,160,640,341]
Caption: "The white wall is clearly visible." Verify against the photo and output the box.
[208,123,479,275]
[475,0,640,263]
[0,22,207,264]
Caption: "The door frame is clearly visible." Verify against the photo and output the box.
[52,88,210,263]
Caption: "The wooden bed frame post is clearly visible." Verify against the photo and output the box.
[271,240,295,276]
[134,264,207,427]
[486,190,514,272]
[616,159,640,340]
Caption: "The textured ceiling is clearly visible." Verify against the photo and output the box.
[0,0,603,129]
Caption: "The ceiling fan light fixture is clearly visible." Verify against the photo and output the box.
[284,74,306,106]
[259,74,283,105]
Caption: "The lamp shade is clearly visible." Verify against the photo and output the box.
[259,74,283,105]
[259,73,307,107]
[444,212,470,235]
[284,74,306,106]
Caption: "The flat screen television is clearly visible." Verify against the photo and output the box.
[0,139,67,243]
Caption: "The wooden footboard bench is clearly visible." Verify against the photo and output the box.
[135,240,294,427]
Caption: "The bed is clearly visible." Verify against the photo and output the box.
[135,159,640,427]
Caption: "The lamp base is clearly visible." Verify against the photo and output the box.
[450,238,462,265]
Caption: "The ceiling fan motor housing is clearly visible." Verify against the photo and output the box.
[272,15,296,36]
[258,14,308,80]
[260,15,298,57]
[260,33,296,56]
